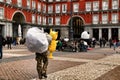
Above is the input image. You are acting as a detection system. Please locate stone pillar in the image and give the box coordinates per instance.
[99,28,102,39]
[108,28,111,39]
[118,28,120,40]
[5,23,12,37]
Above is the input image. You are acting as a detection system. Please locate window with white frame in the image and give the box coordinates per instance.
[17,0,22,7]
[112,13,118,23]
[6,0,11,4]
[48,17,53,25]
[86,2,91,11]
[73,3,79,12]
[93,14,99,24]
[37,16,41,24]
[56,0,60,2]
[102,14,108,24]
[55,17,60,25]
[48,0,53,2]
[32,14,36,24]
[43,17,46,25]
[62,4,67,13]
[102,0,108,10]
[0,0,4,2]
[48,5,53,13]
[93,1,99,11]
[43,4,46,13]
[56,4,60,13]
[27,0,30,9]
[112,0,118,9]
[0,8,4,19]
[32,1,36,10]
[38,3,41,12]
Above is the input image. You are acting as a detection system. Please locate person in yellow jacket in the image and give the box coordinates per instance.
[48,29,58,58]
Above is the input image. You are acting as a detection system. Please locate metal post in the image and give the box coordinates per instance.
[69,0,73,41]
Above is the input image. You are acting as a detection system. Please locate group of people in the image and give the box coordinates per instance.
[56,38,97,52]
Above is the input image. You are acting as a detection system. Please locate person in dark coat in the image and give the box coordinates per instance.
[6,36,12,49]
[0,34,5,59]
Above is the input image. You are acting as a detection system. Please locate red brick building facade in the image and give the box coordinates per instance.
[0,0,120,41]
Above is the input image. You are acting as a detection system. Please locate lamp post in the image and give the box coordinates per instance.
[69,0,73,41]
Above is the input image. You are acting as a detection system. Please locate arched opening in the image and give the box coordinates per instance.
[69,17,84,39]
[12,12,25,38]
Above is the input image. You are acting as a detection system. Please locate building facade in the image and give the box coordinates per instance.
[0,0,120,41]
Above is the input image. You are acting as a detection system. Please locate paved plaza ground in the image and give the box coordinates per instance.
[0,45,120,80]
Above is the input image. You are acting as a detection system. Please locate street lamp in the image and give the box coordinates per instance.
[69,0,73,41]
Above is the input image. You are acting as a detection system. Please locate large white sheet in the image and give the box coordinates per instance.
[26,27,49,53]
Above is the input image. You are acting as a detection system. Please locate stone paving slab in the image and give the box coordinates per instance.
[1,46,120,80]
[41,54,120,80]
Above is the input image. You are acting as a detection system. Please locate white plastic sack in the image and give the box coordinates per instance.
[26,27,49,53]
[81,31,90,39]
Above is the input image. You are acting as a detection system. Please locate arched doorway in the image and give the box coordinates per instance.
[12,12,25,38]
[69,17,84,39]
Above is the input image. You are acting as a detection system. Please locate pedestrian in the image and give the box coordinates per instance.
[35,51,48,79]
[113,38,117,50]
[99,38,103,48]
[0,34,5,59]
[6,36,12,49]
[109,38,113,48]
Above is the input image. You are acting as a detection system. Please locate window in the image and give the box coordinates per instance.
[32,1,36,10]
[86,2,91,11]
[17,0,22,7]
[48,17,53,25]
[112,13,118,23]
[0,0,4,2]
[32,14,36,24]
[55,17,60,25]
[48,5,53,13]
[102,14,108,24]
[73,3,79,12]
[0,8,4,19]
[62,4,67,13]
[93,14,99,24]
[112,0,118,9]
[6,0,11,4]
[48,0,53,2]
[56,0,60,2]
[43,4,46,13]
[38,3,41,12]
[37,16,41,24]
[93,1,99,11]
[43,17,46,25]
[102,0,108,10]
[27,0,30,9]
[56,4,60,13]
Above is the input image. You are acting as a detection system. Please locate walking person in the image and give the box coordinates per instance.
[0,34,5,59]
[109,38,113,48]
[6,36,12,49]
[35,51,48,79]
[113,38,117,51]
[99,38,103,48]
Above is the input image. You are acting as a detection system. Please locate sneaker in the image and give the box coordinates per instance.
[42,73,47,78]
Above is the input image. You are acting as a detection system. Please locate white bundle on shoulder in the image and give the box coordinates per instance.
[26,27,49,53]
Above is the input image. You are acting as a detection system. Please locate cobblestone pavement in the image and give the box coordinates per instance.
[0,45,120,80]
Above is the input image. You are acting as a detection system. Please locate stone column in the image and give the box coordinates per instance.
[108,28,111,39]
[118,28,120,40]
[99,28,102,39]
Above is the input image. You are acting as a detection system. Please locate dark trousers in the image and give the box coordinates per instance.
[7,44,12,49]
[35,51,48,79]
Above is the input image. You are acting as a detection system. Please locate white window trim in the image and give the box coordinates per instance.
[93,14,99,24]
